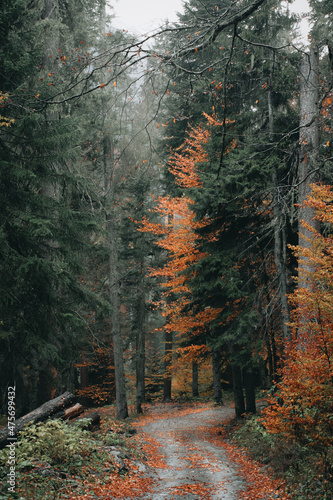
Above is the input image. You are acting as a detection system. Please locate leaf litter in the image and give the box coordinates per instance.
[63,402,289,499]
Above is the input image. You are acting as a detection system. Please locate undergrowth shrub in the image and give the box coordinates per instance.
[0,417,120,499]
[0,419,94,470]
[232,414,333,499]
[103,431,126,447]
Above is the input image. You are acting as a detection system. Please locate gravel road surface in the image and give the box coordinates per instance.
[137,404,246,499]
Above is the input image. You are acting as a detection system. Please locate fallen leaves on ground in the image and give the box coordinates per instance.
[207,423,290,500]
[131,402,291,500]
[73,473,154,499]
[168,482,212,498]
[61,401,291,499]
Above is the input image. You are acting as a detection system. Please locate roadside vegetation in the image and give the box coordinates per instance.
[0,411,146,499]
[230,404,333,500]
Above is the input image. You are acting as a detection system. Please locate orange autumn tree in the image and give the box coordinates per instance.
[139,124,222,397]
[263,183,333,450]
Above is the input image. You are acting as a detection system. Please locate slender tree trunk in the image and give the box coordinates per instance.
[136,269,146,413]
[37,363,55,405]
[105,136,128,419]
[42,0,59,69]
[192,361,199,397]
[270,327,278,377]
[272,189,290,340]
[98,1,129,418]
[79,352,90,407]
[268,82,290,340]
[163,329,172,401]
[109,222,128,419]
[212,350,223,404]
[261,259,279,382]
[298,44,320,291]
[243,368,256,414]
[232,364,245,418]
[265,331,274,384]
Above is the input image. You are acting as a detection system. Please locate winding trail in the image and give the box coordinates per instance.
[133,403,246,499]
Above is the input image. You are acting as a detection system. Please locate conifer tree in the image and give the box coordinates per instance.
[0,0,107,413]
[154,0,300,413]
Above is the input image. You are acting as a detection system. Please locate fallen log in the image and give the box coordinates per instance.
[51,402,84,421]
[0,391,76,449]
[63,403,84,420]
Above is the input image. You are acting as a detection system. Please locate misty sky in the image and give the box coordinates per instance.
[112,0,310,41]
[112,0,185,33]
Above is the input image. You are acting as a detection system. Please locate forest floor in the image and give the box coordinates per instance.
[1,401,291,499]
[77,401,290,500]
[129,401,289,500]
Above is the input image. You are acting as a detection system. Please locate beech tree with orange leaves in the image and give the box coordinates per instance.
[263,184,333,471]
[140,114,276,414]
[139,124,223,400]
[158,0,304,414]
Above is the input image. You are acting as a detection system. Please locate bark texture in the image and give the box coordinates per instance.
[192,361,199,398]
[212,351,223,404]
[298,44,320,290]
[232,364,245,418]
[136,273,146,414]
[104,134,128,420]
[163,330,173,401]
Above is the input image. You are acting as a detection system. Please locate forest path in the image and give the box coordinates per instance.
[132,403,246,499]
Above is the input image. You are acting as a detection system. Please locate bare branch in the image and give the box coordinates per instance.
[154,0,268,61]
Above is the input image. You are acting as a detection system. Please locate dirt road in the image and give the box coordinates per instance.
[135,403,246,499]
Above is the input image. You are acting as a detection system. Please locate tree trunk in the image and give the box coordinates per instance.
[79,352,90,407]
[62,403,84,420]
[212,350,223,404]
[136,270,146,414]
[298,44,320,290]
[268,80,290,340]
[163,330,173,401]
[109,220,128,419]
[41,0,59,71]
[272,186,290,340]
[244,368,256,414]
[105,135,128,420]
[37,363,56,406]
[261,260,279,382]
[53,403,84,420]
[232,364,245,418]
[78,411,101,430]
[192,361,199,397]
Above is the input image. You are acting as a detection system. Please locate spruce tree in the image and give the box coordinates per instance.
[152,0,301,412]
[0,0,106,413]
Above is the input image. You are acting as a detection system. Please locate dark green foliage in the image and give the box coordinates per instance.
[0,0,107,414]
[0,109,104,413]
[151,0,303,412]
[0,0,44,92]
